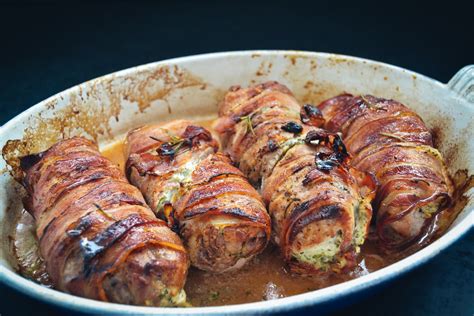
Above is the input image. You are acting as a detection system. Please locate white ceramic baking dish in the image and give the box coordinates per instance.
[0,51,472,315]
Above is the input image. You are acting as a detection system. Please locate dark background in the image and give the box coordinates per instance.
[0,1,473,315]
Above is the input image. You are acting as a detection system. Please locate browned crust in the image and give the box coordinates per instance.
[20,137,188,305]
[215,82,376,274]
[318,94,454,250]
[125,120,271,272]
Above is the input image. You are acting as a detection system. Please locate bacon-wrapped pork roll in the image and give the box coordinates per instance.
[125,120,271,272]
[214,82,375,274]
[20,137,188,306]
[318,94,453,250]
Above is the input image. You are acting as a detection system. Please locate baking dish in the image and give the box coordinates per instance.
[0,51,472,315]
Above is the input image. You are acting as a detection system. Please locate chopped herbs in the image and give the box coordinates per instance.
[151,132,187,158]
[360,95,386,110]
[240,115,255,135]
[93,203,114,220]
[149,135,163,142]
[157,288,189,307]
[209,291,220,301]
[281,121,303,134]
[151,126,212,159]
[379,132,405,141]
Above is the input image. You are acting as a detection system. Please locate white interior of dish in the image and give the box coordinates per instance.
[0,51,472,315]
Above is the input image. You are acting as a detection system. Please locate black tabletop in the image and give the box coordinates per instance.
[0,1,473,315]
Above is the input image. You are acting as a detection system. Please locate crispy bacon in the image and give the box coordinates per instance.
[318,94,454,250]
[215,82,375,274]
[125,120,271,272]
[20,137,189,306]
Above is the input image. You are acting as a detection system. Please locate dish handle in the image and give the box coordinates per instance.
[447,65,474,103]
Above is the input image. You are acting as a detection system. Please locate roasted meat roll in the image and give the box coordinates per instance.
[318,94,454,250]
[214,82,376,274]
[20,137,189,306]
[125,120,271,272]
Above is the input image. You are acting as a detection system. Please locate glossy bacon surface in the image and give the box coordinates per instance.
[215,82,375,274]
[318,94,453,250]
[20,137,189,306]
[125,120,271,272]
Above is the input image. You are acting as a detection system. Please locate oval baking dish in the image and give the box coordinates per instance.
[0,51,472,315]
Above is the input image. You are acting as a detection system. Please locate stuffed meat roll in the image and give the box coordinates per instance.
[214,82,376,274]
[125,120,271,272]
[318,94,453,250]
[20,137,189,306]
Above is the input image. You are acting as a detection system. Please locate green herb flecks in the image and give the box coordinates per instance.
[240,115,255,135]
[93,203,114,220]
[209,291,220,301]
[361,95,386,110]
[379,132,405,142]
[151,129,189,157]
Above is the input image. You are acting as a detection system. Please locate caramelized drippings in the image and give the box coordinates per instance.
[10,210,53,287]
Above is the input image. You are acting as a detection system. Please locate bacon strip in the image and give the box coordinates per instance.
[20,137,189,306]
[318,94,453,250]
[125,120,271,272]
[214,82,375,274]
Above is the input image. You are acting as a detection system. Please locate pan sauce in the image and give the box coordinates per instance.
[11,118,471,307]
